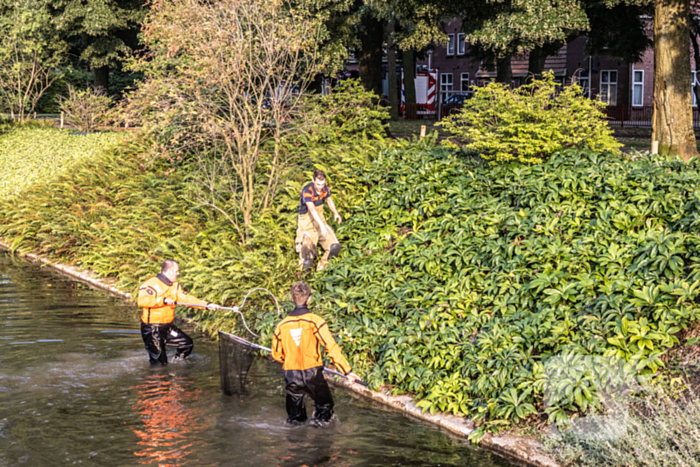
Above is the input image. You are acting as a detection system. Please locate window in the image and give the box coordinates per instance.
[457,34,466,55]
[600,70,618,105]
[632,70,644,106]
[693,71,699,107]
[441,73,453,93]
[446,34,455,56]
[461,73,470,91]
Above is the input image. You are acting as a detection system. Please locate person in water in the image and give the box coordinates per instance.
[137,259,219,365]
[295,169,343,273]
[271,281,360,424]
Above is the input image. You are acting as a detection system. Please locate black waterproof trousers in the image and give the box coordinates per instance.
[140,321,193,365]
[284,366,334,423]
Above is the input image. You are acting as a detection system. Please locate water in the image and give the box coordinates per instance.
[0,253,516,466]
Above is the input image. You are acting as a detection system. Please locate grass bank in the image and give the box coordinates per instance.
[0,125,384,332]
[0,126,126,197]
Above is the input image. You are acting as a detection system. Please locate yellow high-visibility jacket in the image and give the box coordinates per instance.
[271,305,352,375]
[137,274,208,324]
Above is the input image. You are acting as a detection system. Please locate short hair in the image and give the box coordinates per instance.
[161,259,178,274]
[313,169,326,181]
[290,281,312,305]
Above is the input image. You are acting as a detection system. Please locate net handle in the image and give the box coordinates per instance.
[218,331,369,387]
[177,301,260,338]
[177,287,282,339]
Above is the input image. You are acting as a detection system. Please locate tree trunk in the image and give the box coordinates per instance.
[387,21,399,120]
[94,65,109,93]
[402,49,417,106]
[358,13,384,98]
[652,0,698,161]
[528,46,549,83]
[496,56,512,85]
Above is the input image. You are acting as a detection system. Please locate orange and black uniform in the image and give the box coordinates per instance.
[137,273,209,365]
[298,183,332,215]
[296,182,341,271]
[272,304,352,423]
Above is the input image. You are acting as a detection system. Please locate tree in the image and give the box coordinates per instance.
[652,0,697,160]
[402,49,417,106]
[458,0,588,83]
[524,2,651,82]
[527,42,564,81]
[461,0,589,56]
[584,2,652,63]
[387,20,399,119]
[0,0,65,120]
[50,0,146,91]
[357,11,384,96]
[128,0,327,241]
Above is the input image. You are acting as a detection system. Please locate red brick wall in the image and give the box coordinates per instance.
[566,36,632,106]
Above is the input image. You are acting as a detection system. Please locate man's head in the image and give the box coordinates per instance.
[290,281,312,306]
[161,259,180,282]
[312,169,326,192]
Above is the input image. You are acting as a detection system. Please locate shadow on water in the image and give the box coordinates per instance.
[0,253,517,466]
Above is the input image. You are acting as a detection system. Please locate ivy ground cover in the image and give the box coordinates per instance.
[314,142,700,438]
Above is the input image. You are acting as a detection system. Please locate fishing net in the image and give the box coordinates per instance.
[218,331,258,396]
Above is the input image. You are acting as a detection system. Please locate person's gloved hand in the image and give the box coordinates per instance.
[164,298,175,305]
[347,372,361,384]
[206,303,220,311]
[334,212,342,224]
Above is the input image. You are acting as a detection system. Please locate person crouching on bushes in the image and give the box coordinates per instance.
[272,281,360,424]
[295,169,343,273]
[137,259,219,365]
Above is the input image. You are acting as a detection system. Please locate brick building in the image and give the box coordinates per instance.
[404,19,698,111]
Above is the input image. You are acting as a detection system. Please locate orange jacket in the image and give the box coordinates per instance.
[271,305,352,374]
[137,274,208,324]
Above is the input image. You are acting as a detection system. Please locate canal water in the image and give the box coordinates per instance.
[0,253,516,466]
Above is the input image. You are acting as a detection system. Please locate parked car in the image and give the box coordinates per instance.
[442,93,472,105]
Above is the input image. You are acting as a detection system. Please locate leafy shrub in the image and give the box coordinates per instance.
[299,79,389,145]
[0,127,125,197]
[35,67,94,113]
[438,72,621,164]
[312,144,700,438]
[59,85,112,132]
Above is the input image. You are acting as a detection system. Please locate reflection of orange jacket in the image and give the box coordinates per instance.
[137,274,208,324]
[271,305,352,374]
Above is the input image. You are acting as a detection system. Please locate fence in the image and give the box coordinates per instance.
[401,102,468,121]
[604,106,700,128]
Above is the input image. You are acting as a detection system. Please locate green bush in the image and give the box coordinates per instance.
[299,79,389,145]
[312,143,700,438]
[0,127,125,197]
[438,73,621,164]
[59,86,112,132]
[35,67,94,114]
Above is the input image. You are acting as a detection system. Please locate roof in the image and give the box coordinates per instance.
[476,46,568,78]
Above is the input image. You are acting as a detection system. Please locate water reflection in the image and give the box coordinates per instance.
[132,374,209,465]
